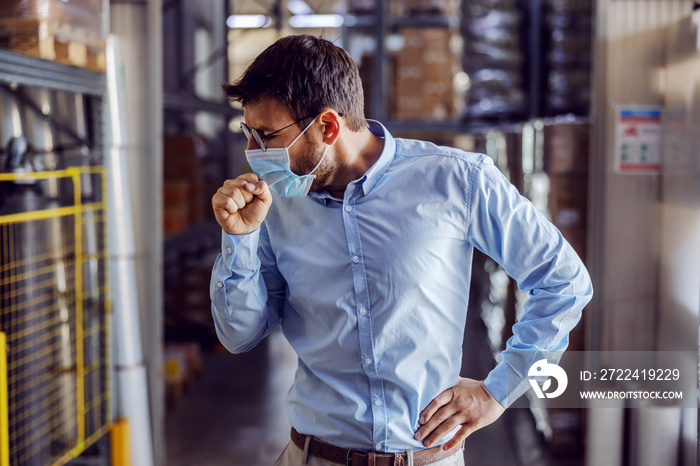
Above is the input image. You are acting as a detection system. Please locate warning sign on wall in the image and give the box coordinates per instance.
[614,106,662,174]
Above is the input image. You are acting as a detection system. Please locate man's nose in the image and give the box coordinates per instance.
[246,134,259,151]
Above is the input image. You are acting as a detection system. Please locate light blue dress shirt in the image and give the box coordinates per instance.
[210,121,593,453]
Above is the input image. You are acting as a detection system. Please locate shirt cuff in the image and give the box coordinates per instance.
[483,349,569,408]
[482,359,530,409]
[221,229,260,271]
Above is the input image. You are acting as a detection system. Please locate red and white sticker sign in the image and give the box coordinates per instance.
[614,106,662,174]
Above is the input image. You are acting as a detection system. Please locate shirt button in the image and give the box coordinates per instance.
[365,358,372,365]
[374,399,382,406]
[376,444,382,451]
[352,256,360,263]
[226,247,232,253]
[359,308,367,315]
[345,205,352,212]
[217,282,223,288]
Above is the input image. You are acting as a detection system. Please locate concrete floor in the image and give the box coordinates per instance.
[165,312,584,466]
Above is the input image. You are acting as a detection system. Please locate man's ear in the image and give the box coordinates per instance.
[318,109,342,145]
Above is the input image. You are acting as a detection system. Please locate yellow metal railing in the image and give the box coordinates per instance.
[0,167,111,465]
[0,331,8,466]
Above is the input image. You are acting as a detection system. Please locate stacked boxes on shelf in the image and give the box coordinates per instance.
[347,0,458,122]
[461,0,525,121]
[543,0,593,115]
[544,120,589,261]
[163,134,208,236]
[392,27,456,121]
[0,0,106,71]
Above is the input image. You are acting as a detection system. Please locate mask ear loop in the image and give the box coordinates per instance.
[290,113,332,176]
[288,114,320,149]
[308,144,330,176]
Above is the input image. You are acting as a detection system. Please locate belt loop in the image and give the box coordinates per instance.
[461,439,466,451]
[368,452,376,466]
[406,450,414,466]
[302,435,311,465]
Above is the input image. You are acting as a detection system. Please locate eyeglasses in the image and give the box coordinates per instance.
[240,112,344,151]
[240,114,317,152]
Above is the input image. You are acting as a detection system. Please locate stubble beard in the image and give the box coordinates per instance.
[299,138,332,194]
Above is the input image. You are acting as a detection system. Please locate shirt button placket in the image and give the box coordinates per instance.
[342,197,386,450]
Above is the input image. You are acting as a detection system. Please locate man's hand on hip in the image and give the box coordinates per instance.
[212,173,272,235]
[414,377,505,451]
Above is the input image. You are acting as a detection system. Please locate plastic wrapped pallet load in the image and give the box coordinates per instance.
[0,0,106,71]
[460,0,526,120]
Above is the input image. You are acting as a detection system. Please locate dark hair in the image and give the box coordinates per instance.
[222,34,367,131]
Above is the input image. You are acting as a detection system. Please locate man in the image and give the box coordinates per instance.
[210,34,592,466]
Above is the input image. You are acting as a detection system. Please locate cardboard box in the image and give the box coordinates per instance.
[163,134,205,180]
[392,28,456,121]
[544,122,590,175]
[0,0,103,34]
[0,0,105,69]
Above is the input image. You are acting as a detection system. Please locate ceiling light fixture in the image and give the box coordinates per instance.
[226,15,270,29]
[289,14,344,28]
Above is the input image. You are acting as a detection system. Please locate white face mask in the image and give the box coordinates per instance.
[245,116,329,197]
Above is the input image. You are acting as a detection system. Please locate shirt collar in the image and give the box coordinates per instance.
[360,120,395,196]
[308,119,396,202]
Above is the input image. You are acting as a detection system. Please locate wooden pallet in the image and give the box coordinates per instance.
[0,18,106,72]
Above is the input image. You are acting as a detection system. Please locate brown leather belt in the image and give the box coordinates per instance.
[291,427,462,466]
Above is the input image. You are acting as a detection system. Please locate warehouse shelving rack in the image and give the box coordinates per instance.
[342,0,545,130]
[0,48,112,466]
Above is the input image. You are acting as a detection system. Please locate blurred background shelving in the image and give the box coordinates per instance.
[0,1,699,465]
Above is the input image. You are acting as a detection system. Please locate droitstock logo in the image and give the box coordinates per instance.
[528,359,568,399]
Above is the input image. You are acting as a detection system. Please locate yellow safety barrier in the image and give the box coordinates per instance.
[0,332,8,466]
[110,418,130,466]
[0,167,111,465]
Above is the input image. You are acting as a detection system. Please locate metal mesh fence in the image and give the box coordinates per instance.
[0,167,110,466]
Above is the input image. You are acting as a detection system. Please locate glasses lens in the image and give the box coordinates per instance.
[240,123,266,151]
[253,130,266,151]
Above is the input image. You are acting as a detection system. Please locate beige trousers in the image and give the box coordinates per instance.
[273,440,465,466]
